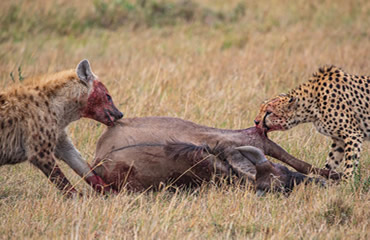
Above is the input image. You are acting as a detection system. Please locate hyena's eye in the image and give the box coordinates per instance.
[106,94,112,102]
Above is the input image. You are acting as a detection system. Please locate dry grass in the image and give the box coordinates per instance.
[0,0,369,239]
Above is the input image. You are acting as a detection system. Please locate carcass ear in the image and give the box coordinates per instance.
[222,148,256,180]
[76,59,96,85]
[235,146,268,165]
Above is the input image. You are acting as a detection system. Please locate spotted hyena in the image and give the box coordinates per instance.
[0,59,123,196]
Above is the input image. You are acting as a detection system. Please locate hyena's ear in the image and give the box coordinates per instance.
[76,59,96,86]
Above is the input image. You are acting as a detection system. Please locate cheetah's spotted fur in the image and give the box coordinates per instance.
[254,66,369,179]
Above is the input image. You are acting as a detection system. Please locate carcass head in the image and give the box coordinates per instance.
[236,146,324,196]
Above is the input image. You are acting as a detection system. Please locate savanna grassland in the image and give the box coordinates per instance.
[0,0,369,239]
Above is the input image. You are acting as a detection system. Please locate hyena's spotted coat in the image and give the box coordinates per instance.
[0,60,123,196]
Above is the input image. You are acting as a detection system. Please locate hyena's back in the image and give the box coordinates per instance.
[0,71,71,166]
[0,91,30,166]
[0,126,26,165]
[0,60,123,197]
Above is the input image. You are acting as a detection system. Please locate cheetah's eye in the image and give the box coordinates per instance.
[264,111,272,119]
[288,97,296,103]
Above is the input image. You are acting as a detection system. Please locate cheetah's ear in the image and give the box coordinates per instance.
[76,59,96,86]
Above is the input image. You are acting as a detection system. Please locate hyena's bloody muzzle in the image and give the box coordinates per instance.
[82,81,123,126]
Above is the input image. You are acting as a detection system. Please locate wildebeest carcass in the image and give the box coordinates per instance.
[92,117,340,195]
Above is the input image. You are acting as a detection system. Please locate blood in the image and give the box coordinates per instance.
[85,174,118,194]
[81,81,116,126]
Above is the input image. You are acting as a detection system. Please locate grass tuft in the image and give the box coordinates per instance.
[322,198,353,226]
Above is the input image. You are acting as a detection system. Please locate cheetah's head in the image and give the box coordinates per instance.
[254,94,298,133]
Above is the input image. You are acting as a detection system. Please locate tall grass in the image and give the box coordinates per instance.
[0,0,369,239]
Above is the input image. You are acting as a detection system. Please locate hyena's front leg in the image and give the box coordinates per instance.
[55,133,116,194]
[30,154,78,197]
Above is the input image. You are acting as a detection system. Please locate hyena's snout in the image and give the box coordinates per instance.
[102,99,124,126]
[82,80,124,126]
[106,104,124,121]
[114,109,124,120]
[104,90,123,124]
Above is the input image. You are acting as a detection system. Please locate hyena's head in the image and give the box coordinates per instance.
[76,59,123,126]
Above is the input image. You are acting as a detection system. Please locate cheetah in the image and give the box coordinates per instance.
[0,59,123,196]
[254,66,369,180]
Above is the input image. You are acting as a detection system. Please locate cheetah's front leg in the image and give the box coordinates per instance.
[343,133,363,180]
[324,138,345,172]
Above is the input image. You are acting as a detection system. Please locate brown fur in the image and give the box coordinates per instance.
[0,60,123,196]
[92,117,331,194]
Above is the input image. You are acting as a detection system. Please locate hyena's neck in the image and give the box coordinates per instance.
[45,80,89,129]
[52,97,82,128]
